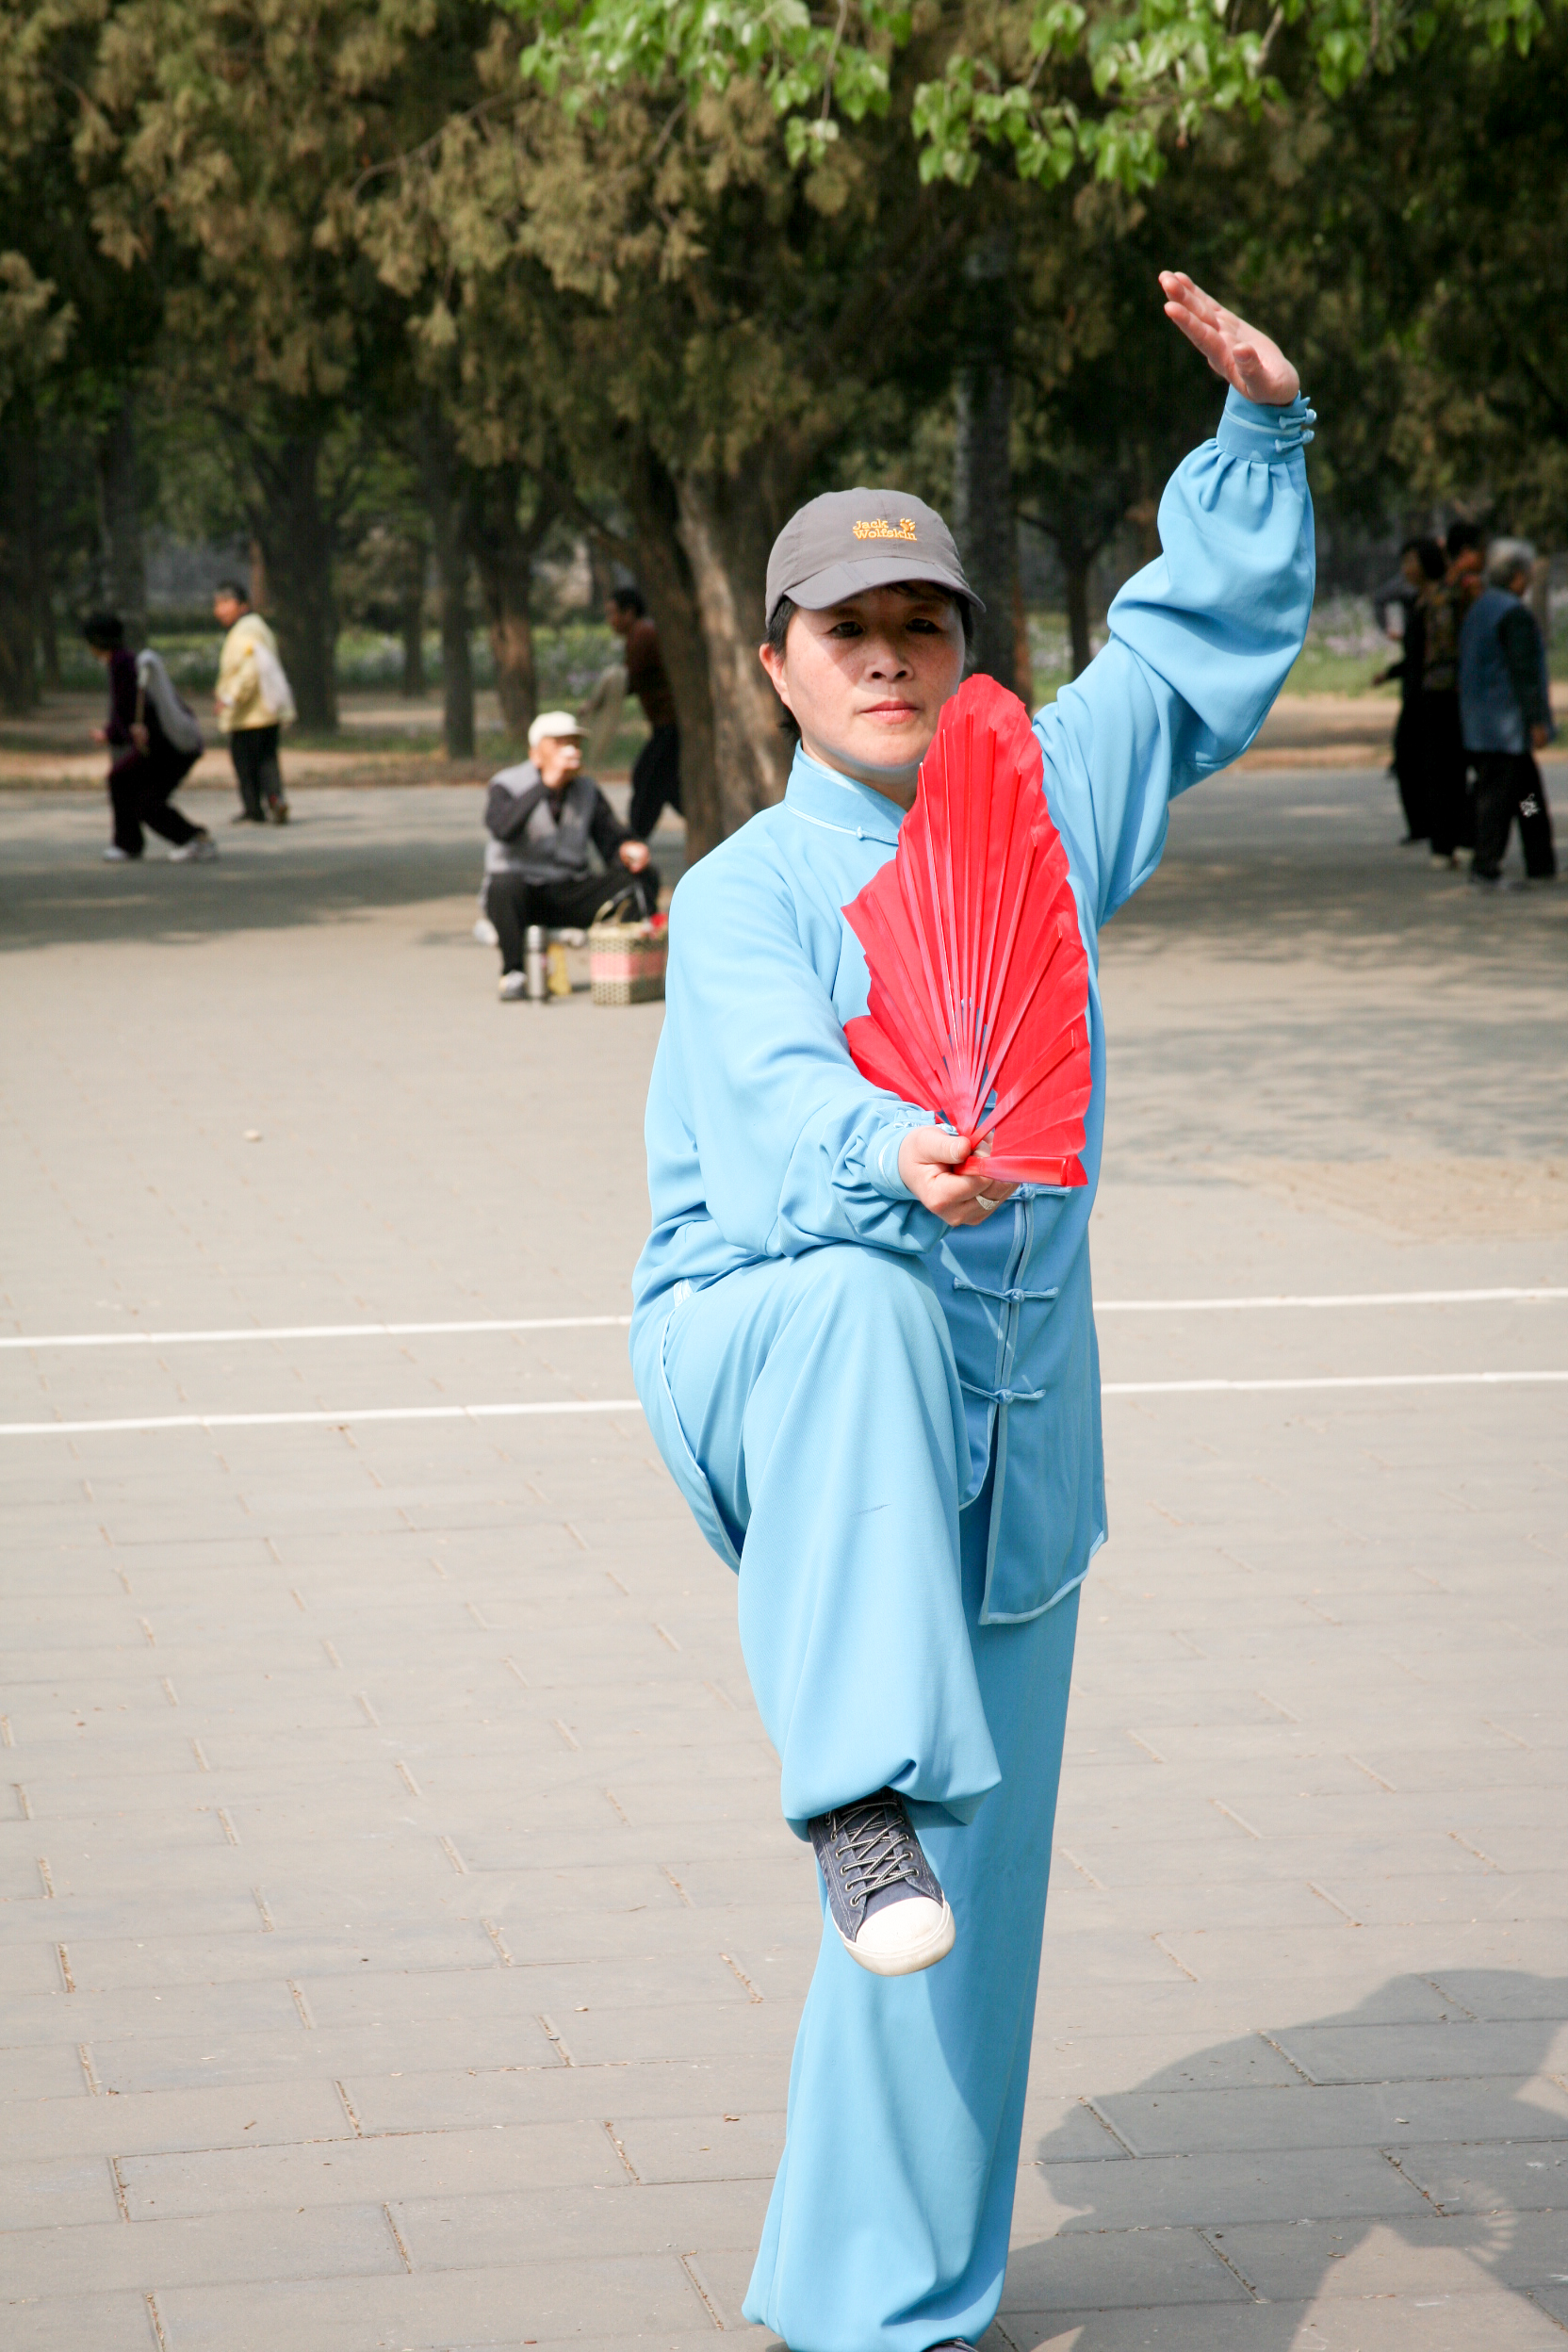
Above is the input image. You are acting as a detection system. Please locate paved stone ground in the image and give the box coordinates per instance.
[2,767,1565,2352]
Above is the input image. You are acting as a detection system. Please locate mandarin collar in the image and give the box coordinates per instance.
[785,745,906,846]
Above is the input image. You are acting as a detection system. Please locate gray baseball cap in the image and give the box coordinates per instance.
[765,487,983,626]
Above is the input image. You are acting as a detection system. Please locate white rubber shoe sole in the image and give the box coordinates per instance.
[838,1891,956,1977]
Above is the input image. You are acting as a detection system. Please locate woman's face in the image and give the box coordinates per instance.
[759,584,967,807]
[1401,550,1425,591]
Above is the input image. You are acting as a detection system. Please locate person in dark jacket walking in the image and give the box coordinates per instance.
[85,614,215,863]
[483,710,658,999]
[1460,538,1557,886]
[607,586,682,840]
[1373,537,1446,842]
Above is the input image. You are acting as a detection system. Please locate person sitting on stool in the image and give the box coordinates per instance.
[484,710,658,1001]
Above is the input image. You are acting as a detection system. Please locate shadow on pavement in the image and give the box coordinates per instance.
[0,788,690,952]
[998,1969,1568,2347]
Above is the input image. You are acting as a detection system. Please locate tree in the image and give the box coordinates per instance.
[85,0,490,728]
[499,0,1551,845]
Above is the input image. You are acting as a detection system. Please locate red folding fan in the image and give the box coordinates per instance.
[841,675,1091,1186]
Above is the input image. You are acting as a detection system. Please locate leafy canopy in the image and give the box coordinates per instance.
[514,0,1550,193]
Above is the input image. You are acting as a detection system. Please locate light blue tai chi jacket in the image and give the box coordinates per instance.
[632,389,1315,1623]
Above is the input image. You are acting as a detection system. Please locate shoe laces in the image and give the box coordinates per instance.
[827,1795,923,1908]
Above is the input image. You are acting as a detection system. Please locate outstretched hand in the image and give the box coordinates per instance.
[1159,272,1300,407]
[898,1126,1018,1228]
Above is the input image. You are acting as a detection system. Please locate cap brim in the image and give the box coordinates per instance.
[777,556,985,620]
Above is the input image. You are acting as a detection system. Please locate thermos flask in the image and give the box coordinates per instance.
[525,924,547,1003]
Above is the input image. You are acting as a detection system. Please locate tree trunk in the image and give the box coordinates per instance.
[0,407,39,712]
[952,231,1027,699]
[470,464,538,742]
[95,394,146,645]
[419,410,474,761]
[26,415,57,691]
[250,435,338,731]
[623,442,723,857]
[1063,543,1093,679]
[674,468,793,840]
[399,537,426,698]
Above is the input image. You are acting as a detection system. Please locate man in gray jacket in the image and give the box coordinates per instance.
[1460,538,1558,886]
[483,710,657,999]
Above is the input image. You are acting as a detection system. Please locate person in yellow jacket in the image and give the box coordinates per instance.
[213,580,295,825]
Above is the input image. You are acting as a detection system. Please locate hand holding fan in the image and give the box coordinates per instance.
[841,675,1091,1186]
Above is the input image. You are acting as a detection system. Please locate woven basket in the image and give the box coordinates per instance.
[588,919,667,1005]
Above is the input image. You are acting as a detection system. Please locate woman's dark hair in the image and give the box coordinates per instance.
[1401,536,1446,581]
[1446,519,1482,561]
[214,579,250,604]
[611,584,647,618]
[82,612,124,650]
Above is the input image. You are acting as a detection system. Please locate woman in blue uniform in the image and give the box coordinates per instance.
[629,276,1315,2352]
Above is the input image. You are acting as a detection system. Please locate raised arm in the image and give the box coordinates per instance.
[1035,276,1315,928]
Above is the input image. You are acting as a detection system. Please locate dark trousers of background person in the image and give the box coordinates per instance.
[484,866,660,974]
[230,725,285,821]
[1420,691,1475,857]
[109,752,202,857]
[1390,699,1428,841]
[629,724,681,840]
[1472,750,1558,881]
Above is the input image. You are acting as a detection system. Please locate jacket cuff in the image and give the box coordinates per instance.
[861,1105,931,1202]
[1216,387,1316,459]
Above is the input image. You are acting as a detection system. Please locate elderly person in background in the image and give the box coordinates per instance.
[1460,537,1558,888]
[213,580,293,825]
[483,710,658,1001]
[1373,535,1446,844]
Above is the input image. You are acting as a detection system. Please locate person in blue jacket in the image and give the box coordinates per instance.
[629,274,1315,2352]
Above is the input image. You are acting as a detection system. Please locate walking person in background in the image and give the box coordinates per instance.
[483,711,657,1001]
[85,614,216,864]
[1461,537,1557,888]
[213,580,294,825]
[1372,536,1446,843]
[606,586,682,840]
[1420,521,1483,868]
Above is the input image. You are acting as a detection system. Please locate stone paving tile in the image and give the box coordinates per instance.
[148,2260,740,2349]
[994,2292,1567,2350]
[1011,2142,1431,2233]
[6,776,1566,2349]
[118,2116,624,2214]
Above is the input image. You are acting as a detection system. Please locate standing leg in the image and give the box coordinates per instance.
[137,758,202,849]
[1425,691,1466,860]
[1471,752,1513,880]
[1392,701,1426,841]
[252,724,287,820]
[107,762,145,857]
[629,723,680,838]
[230,730,265,821]
[1516,754,1558,879]
[747,1467,1079,2352]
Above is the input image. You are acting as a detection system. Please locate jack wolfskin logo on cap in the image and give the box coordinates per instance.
[853,518,919,542]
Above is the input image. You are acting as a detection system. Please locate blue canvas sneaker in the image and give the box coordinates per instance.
[808,1789,956,1976]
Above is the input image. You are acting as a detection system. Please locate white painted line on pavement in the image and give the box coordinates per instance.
[2,1288,1563,1352]
[1096,1287,1568,1314]
[1102,1370,1568,1396]
[0,1315,634,1351]
[3,1370,1567,1437]
[0,1399,646,1437]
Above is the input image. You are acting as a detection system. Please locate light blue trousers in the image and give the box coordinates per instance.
[638,1245,1080,2352]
